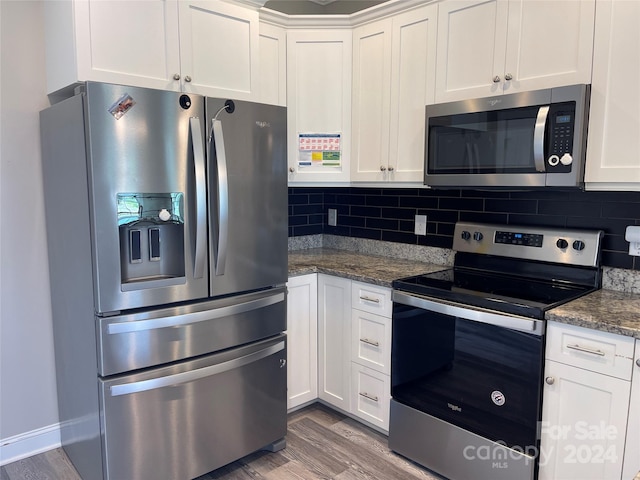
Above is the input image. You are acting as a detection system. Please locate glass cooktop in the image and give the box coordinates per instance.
[393,268,596,319]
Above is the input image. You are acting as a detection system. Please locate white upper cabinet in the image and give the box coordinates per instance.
[351,4,437,183]
[259,22,287,106]
[177,0,259,99]
[44,0,259,100]
[44,0,181,94]
[584,0,640,190]
[286,29,352,183]
[434,0,595,103]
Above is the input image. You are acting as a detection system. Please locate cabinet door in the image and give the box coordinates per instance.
[317,274,352,411]
[351,309,390,375]
[622,340,640,480]
[350,363,390,432]
[388,4,437,182]
[177,0,259,100]
[259,22,287,106]
[287,30,352,183]
[45,0,181,94]
[584,0,640,190]
[351,19,392,183]
[435,0,509,103]
[286,274,318,410]
[503,0,594,94]
[539,360,631,480]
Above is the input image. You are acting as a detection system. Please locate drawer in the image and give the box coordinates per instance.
[351,309,391,375]
[546,321,635,380]
[352,281,392,317]
[350,363,390,432]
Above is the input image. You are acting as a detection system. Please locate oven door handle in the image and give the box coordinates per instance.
[392,291,544,336]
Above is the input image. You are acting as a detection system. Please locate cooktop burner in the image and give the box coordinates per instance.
[393,222,604,319]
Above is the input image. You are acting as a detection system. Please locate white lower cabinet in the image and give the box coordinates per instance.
[292,274,392,432]
[350,363,391,431]
[317,274,352,412]
[286,274,318,410]
[622,339,640,480]
[540,322,635,480]
[349,281,392,432]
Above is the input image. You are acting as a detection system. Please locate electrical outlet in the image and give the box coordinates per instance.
[415,214,427,236]
[630,242,640,256]
[328,208,337,227]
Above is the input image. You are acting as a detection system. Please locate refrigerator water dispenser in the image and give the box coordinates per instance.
[117,193,185,285]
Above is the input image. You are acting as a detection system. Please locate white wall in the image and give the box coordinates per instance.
[0,0,60,463]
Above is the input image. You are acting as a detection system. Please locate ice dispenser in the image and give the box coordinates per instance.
[117,193,185,286]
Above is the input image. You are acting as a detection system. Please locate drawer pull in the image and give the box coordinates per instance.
[360,295,380,303]
[566,343,605,357]
[359,391,379,402]
[545,376,555,385]
[360,337,380,347]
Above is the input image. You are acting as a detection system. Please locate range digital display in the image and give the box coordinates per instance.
[495,231,543,247]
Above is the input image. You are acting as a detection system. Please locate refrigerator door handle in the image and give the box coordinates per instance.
[107,291,285,334]
[109,340,285,396]
[211,119,229,276]
[190,117,207,279]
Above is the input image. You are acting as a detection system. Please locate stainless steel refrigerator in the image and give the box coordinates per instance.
[40,82,288,480]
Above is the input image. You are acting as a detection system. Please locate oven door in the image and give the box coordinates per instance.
[390,291,544,480]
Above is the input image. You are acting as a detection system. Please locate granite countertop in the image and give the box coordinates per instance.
[289,247,640,339]
[288,248,447,287]
[546,289,640,339]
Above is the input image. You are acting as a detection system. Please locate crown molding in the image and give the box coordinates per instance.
[231,0,269,9]
[259,0,435,27]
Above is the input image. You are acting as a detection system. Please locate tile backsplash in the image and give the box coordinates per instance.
[288,187,640,270]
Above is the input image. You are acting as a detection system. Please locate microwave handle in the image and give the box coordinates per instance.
[533,106,550,172]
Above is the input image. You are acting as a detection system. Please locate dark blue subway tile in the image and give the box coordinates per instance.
[366,218,399,231]
[351,205,382,218]
[382,231,417,244]
[350,227,382,240]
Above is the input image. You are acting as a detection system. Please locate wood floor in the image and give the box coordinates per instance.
[1,403,442,480]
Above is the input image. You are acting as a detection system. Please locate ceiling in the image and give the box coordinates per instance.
[263,0,390,15]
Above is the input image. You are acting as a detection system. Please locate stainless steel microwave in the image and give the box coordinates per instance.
[424,84,590,189]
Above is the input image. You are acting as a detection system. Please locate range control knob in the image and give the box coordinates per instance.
[573,240,586,251]
[473,232,484,241]
[461,231,471,241]
[556,238,569,249]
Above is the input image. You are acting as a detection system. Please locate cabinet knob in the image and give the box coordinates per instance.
[380,166,387,172]
[184,75,192,83]
[493,75,501,83]
[289,167,295,173]
[545,376,555,385]
[505,73,513,81]
[388,165,394,172]
[636,358,640,367]
[173,73,180,81]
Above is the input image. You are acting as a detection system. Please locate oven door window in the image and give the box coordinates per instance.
[391,303,543,449]
[427,106,541,174]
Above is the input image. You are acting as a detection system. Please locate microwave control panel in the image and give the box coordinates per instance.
[547,102,576,171]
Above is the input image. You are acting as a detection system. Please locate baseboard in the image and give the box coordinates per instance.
[0,423,61,466]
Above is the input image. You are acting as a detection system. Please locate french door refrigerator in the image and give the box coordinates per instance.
[40,82,288,480]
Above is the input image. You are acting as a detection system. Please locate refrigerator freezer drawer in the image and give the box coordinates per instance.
[97,287,286,376]
[99,335,287,480]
